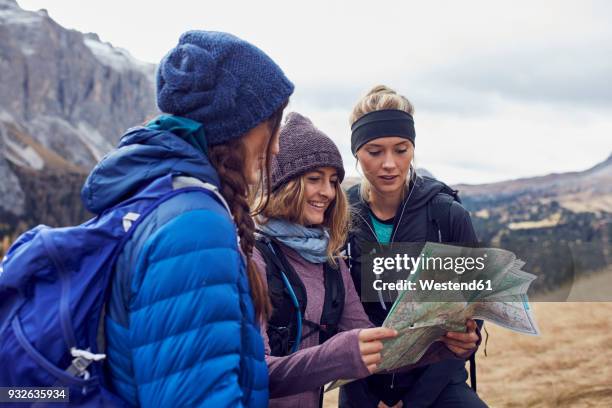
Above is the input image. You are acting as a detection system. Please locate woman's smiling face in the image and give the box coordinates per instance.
[301,167,339,226]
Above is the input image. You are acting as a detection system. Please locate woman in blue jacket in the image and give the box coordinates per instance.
[81,31,293,407]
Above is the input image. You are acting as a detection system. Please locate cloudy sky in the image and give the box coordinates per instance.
[19,0,612,184]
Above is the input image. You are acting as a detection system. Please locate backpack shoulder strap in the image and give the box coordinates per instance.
[426,189,459,243]
[255,234,307,356]
[107,183,226,327]
[256,236,307,316]
[318,261,345,344]
[470,353,477,392]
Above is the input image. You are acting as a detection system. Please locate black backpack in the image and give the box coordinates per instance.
[255,234,345,357]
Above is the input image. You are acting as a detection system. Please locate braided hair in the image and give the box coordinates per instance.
[208,105,285,322]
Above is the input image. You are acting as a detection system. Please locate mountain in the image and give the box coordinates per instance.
[455,153,612,214]
[0,0,158,253]
[454,154,612,293]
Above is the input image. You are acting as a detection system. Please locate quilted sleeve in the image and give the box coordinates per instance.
[128,209,246,407]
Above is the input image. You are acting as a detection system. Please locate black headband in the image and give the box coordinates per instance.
[350,109,415,155]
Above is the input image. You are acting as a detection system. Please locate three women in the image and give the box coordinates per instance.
[93,29,484,407]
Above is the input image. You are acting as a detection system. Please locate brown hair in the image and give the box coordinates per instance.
[208,104,286,322]
[350,85,417,202]
[259,173,350,267]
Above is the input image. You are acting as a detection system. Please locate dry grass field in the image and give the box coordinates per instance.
[473,302,612,407]
[324,269,612,407]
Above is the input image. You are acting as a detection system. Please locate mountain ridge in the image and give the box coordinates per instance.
[0,0,158,251]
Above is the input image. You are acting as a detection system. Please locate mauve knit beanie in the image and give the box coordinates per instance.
[156,30,294,145]
[271,112,345,191]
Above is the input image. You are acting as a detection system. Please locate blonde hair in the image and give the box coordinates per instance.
[259,174,350,267]
[350,85,417,202]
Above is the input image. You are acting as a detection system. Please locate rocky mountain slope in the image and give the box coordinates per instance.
[456,153,612,214]
[0,0,157,252]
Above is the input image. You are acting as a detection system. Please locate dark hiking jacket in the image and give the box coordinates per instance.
[344,175,479,406]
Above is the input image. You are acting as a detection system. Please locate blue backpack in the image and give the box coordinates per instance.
[0,174,218,406]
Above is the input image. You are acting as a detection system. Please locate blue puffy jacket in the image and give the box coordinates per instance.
[81,125,268,407]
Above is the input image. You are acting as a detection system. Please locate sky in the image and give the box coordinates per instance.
[18,0,612,184]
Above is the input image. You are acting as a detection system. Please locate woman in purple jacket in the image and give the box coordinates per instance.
[253,112,479,407]
[253,112,390,407]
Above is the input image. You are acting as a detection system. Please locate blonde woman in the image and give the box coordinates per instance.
[340,85,486,407]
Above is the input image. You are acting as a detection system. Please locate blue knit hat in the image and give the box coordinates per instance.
[156,30,294,145]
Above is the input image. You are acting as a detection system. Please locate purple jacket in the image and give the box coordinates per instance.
[254,244,455,408]
[253,244,370,407]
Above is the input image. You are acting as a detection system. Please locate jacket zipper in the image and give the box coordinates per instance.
[359,180,416,392]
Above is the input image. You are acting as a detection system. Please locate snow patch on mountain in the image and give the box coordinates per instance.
[76,121,114,162]
[4,136,43,170]
[0,1,42,27]
[84,35,152,75]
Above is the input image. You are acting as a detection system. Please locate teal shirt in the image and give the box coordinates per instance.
[369,212,394,244]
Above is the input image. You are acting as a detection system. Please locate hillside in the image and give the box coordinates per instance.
[0,0,158,252]
[324,300,612,407]
[456,154,611,293]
